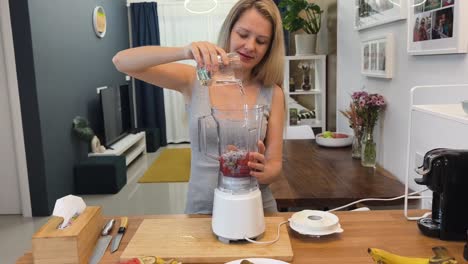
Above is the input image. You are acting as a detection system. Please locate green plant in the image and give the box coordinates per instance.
[278,0,323,34]
[72,116,95,142]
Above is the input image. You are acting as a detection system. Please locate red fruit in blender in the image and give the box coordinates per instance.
[237,152,250,166]
[219,149,251,177]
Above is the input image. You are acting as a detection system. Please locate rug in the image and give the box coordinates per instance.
[138,148,191,183]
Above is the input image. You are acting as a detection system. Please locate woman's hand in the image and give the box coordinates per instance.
[248,141,281,185]
[184,42,229,72]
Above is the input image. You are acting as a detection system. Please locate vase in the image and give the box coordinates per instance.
[361,127,377,168]
[351,127,362,159]
[299,63,312,91]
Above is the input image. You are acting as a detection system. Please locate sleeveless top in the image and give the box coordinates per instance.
[185,81,278,214]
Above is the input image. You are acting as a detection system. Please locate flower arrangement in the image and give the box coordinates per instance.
[357,92,386,135]
[340,91,386,163]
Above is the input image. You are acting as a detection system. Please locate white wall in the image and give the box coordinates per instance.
[337,1,468,184]
[0,18,21,214]
[0,0,31,216]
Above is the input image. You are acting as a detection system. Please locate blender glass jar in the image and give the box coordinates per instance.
[199,104,265,194]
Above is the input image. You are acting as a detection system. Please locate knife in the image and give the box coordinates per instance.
[89,219,115,264]
[111,217,128,253]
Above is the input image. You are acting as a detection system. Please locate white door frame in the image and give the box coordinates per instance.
[0,0,32,217]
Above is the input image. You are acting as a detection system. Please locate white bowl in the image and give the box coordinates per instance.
[316,132,353,147]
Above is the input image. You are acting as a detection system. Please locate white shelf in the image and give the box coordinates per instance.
[404,85,468,218]
[285,55,327,61]
[283,55,327,133]
[289,89,321,95]
[412,104,468,125]
[89,132,146,166]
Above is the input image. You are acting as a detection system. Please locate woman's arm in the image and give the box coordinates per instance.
[112,42,229,97]
[113,46,195,95]
[249,85,285,184]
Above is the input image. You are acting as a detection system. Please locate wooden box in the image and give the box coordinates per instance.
[32,206,103,264]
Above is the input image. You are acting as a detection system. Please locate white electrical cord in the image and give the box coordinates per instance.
[244,220,289,244]
[244,188,431,245]
[327,188,430,215]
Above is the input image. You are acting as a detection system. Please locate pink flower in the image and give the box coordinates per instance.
[359,99,366,107]
[352,91,368,101]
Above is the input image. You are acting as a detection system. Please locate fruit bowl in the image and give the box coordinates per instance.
[315,132,353,147]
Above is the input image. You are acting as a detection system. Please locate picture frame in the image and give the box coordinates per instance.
[408,0,467,55]
[361,34,394,79]
[355,0,407,31]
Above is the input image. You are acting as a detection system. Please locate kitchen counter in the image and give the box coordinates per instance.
[16,210,467,264]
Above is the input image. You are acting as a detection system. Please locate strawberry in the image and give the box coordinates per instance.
[237,153,250,166]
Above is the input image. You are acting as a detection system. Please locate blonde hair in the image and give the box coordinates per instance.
[218,0,285,88]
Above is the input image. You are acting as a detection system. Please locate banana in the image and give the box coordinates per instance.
[368,247,458,264]
[368,248,430,264]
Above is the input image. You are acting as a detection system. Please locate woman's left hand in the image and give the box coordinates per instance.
[248,141,275,184]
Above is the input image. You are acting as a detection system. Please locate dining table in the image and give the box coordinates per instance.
[271,139,411,211]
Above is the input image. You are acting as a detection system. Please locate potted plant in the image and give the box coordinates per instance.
[279,0,323,55]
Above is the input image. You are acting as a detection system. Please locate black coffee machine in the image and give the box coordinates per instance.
[415,148,468,241]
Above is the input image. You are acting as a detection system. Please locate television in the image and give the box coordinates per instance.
[99,85,132,147]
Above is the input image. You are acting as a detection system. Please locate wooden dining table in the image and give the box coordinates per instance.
[16,210,467,264]
[271,140,410,210]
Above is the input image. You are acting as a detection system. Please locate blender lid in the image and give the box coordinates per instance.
[289,210,343,236]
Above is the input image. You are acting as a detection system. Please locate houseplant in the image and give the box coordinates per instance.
[72,116,106,153]
[279,0,323,55]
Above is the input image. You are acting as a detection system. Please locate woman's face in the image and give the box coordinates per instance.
[229,8,272,74]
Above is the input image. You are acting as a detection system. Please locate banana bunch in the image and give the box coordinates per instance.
[368,247,458,264]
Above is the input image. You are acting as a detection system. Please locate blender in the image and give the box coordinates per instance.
[199,104,266,243]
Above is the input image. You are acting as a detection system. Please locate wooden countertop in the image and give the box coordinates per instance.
[16,210,467,264]
[271,140,409,210]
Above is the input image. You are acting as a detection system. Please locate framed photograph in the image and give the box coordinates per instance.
[408,0,467,55]
[355,0,407,30]
[361,34,394,78]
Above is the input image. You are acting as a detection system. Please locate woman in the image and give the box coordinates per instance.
[113,0,285,214]
[418,18,428,41]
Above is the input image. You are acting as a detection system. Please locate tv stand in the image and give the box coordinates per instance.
[88,132,146,166]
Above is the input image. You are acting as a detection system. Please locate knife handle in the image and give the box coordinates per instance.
[118,217,128,233]
[102,219,115,236]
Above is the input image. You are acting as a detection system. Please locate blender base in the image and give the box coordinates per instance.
[212,188,265,242]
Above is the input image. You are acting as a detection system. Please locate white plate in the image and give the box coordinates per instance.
[225,258,290,264]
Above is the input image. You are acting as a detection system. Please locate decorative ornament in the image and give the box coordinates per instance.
[93,6,106,38]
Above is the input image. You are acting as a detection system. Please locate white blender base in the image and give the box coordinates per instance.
[212,188,265,242]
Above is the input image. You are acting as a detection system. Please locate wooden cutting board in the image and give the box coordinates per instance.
[121,217,293,263]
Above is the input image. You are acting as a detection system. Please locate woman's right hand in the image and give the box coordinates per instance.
[184,42,229,72]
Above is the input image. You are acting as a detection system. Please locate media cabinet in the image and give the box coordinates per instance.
[88,131,146,166]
